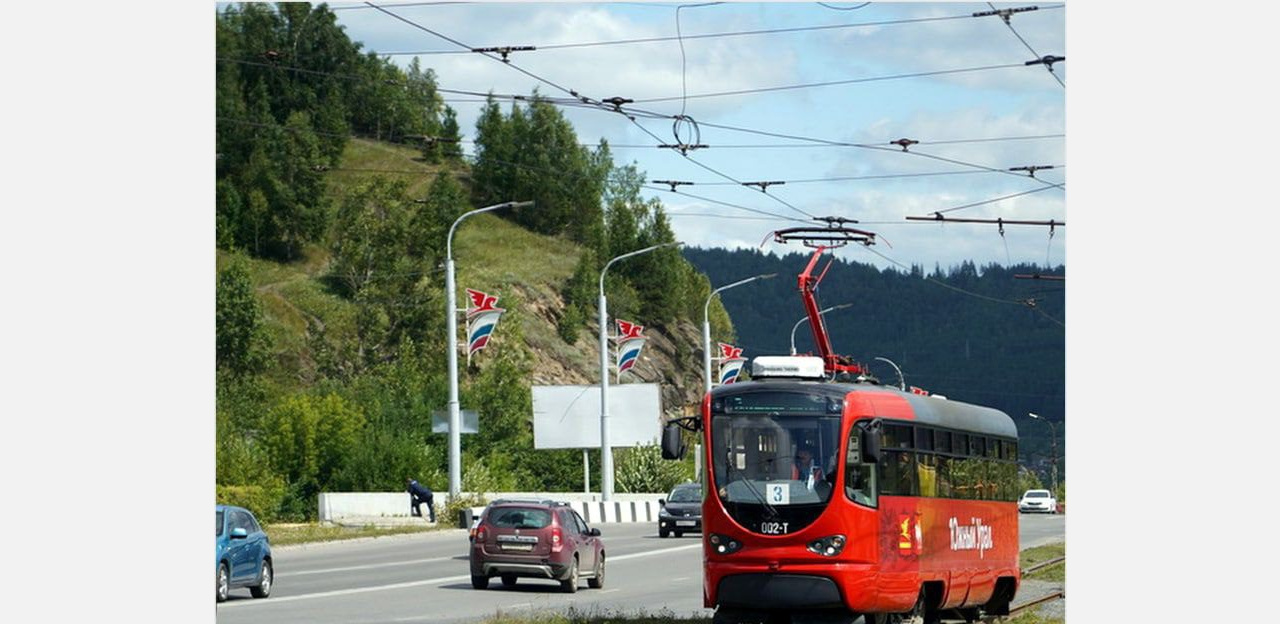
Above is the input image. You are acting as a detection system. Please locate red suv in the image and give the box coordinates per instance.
[469,499,606,593]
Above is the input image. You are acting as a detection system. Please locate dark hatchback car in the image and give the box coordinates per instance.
[469,500,605,593]
[215,504,273,602]
[658,482,702,538]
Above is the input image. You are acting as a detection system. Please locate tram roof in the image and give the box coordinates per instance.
[710,379,1017,439]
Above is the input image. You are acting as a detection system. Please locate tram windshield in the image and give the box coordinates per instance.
[710,411,843,507]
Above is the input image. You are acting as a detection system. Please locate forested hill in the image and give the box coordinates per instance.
[683,247,1065,466]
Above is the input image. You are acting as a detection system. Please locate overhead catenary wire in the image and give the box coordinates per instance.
[219,56,1062,188]
[979,2,1065,88]
[630,62,1030,104]
[220,116,1059,229]
[375,6,1063,56]
[362,2,586,103]
[229,5,1064,271]
[623,115,819,220]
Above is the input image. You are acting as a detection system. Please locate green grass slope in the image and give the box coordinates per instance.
[219,137,705,406]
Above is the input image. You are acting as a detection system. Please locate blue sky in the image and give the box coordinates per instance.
[325,1,1067,272]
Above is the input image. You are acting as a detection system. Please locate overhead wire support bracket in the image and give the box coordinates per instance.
[1010,165,1055,178]
[601,96,634,111]
[1026,54,1065,71]
[890,138,919,152]
[972,5,1039,24]
[813,215,860,227]
[653,179,693,192]
[1015,273,1065,282]
[470,45,536,62]
[906,214,1066,227]
[659,143,709,155]
[744,181,786,192]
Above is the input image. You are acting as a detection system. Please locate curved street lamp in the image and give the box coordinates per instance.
[598,241,683,501]
[790,303,853,355]
[1028,412,1059,495]
[445,200,533,498]
[703,273,777,394]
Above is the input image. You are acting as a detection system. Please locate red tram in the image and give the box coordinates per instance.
[662,227,1021,624]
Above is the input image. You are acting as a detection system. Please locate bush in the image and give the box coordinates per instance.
[217,483,286,524]
[615,442,691,493]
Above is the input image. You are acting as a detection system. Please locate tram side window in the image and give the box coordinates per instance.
[934,430,952,454]
[915,427,933,451]
[883,424,913,449]
[879,450,917,496]
[918,453,938,497]
[935,454,953,498]
[844,423,877,507]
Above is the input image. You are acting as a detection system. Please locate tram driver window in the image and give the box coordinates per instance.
[844,423,876,507]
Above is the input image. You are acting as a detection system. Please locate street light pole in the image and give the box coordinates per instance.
[599,242,683,501]
[1028,413,1058,494]
[445,200,533,498]
[790,303,853,355]
[703,273,777,394]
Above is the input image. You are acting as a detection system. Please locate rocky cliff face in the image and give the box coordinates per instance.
[510,283,707,419]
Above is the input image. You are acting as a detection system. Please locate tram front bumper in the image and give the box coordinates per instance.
[706,561,881,612]
[716,573,844,610]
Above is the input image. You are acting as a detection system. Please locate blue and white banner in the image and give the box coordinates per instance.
[615,319,645,376]
[466,288,504,362]
[718,343,746,384]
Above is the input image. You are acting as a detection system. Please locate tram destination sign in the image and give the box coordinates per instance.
[723,392,832,415]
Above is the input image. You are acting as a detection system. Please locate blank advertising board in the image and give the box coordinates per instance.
[532,384,662,449]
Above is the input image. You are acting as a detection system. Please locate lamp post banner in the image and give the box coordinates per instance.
[616,337,646,375]
[614,319,645,375]
[718,342,746,384]
[466,288,505,360]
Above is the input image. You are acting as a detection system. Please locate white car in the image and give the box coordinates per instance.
[1018,489,1058,514]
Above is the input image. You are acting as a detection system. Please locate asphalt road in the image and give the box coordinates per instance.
[217,514,1064,624]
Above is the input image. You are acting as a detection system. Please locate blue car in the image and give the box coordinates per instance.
[216,504,273,602]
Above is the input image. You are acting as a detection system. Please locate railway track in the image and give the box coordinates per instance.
[977,555,1066,622]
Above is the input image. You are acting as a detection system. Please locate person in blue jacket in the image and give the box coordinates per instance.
[407,478,436,522]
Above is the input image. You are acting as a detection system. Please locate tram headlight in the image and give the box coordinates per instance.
[709,533,744,555]
[806,534,846,557]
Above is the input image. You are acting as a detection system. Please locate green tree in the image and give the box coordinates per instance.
[260,392,365,517]
[216,254,271,377]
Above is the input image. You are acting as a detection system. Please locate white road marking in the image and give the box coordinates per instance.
[282,556,453,576]
[217,574,473,607]
[219,543,702,608]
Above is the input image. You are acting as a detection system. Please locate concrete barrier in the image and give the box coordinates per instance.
[319,491,669,525]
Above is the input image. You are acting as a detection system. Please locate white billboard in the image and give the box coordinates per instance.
[532,384,662,449]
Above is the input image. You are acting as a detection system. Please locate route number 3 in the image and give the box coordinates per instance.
[766,482,789,505]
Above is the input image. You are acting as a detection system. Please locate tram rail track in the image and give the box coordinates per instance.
[975,555,1065,622]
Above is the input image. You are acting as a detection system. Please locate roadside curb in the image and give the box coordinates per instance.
[272,528,470,552]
